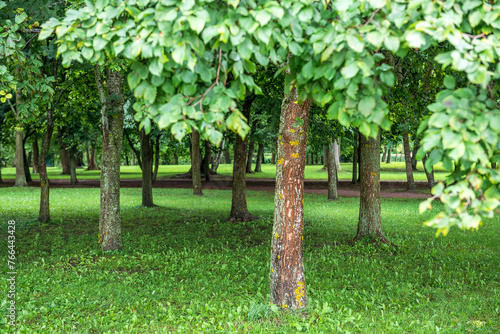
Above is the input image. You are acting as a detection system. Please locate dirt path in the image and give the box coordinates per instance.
[1,177,431,199]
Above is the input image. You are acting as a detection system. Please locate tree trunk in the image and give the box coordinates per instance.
[223,148,230,164]
[173,152,179,165]
[15,129,27,187]
[203,140,211,181]
[211,136,225,173]
[139,129,155,207]
[322,145,327,169]
[69,148,78,185]
[355,132,389,243]
[411,137,419,171]
[403,131,416,190]
[95,66,124,251]
[492,162,497,169]
[125,132,142,169]
[22,141,32,183]
[327,140,338,200]
[386,147,391,163]
[87,143,100,170]
[381,147,387,163]
[254,143,264,172]
[334,139,341,172]
[422,153,436,188]
[153,135,160,184]
[270,84,311,310]
[59,138,71,175]
[352,129,358,185]
[228,96,256,221]
[246,140,255,173]
[191,130,203,196]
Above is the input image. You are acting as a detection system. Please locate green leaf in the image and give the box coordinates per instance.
[188,15,206,34]
[384,35,400,52]
[380,71,394,86]
[82,47,94,60]
[289,42,303,56]
[358,96,376,117]
[39,28,54,41]
[443,75,456,89]
[93,36,107,52]
[298,7,313,22]
[341,63,359,79]
[172,44,187,64]
[367,31,384,48]
[406,31,426,48]
[301,61,314,80]
[346,34,364,53]
[359,122,371,137]
[253,9,272,26]
[237,38,253,60]
[15,12,27,24]
[469,10,483,28]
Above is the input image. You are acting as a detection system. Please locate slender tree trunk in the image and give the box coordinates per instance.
[355,131,389,243]
[211,136,225,173]
[14,129,27,187]
[492,163,497,169]
[191,130,203,196]
[270,84,311,310]
[69,148,78,185]
[403,131,416,190]
[386,147,392,163]
[352,129,358,185]
[95,66,124,251]
[322,145,327,169]
[223,148,230,164]
[125,132,142,169]
[153,135,160,184]
[87,143,100,170]
[22,142,32,183]
[271,138,277,164]
[422,153,436,188]
[246,140,255,173]
[381,147,387,163]
[334,139,341,172]
[254,143,264,172]
[173,152,179,165]
[228,97,256,221]
[327,140,338,200]
[203,140,211,181]
[59,137,71,175]
[86,145,91,167]
[411,137,419,171]
[139,129,155,207]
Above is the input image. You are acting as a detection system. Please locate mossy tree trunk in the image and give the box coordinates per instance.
[327,140,338,201]
[95,66,124,251]
[254,143,264,172]
[139,128,155,207]
[355,132,389,244]
[403,130,416,190]
[228,96,257,221]
[270,84,311,310]
[191,130,203,196]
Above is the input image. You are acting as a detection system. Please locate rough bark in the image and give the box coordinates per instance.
[95,66,124,251]
[173,152,179,165]
[203,140,211,181]
[59,137,71,175]
[322,145,327,169]
[403,131,416,190]
[228,96,257,222]
[211,136,225,173]
[270,85,311,310]
[139,129,155,207]
[254,143,264,172]
[69,148,78,185]
[191,130,203,196]
[22,140,32,183]
[87,143,100,170]
[14,129,27,187]
[381,147,387,163]
[386,147,391,163]
[246,140,255,173]
[411,137,419,171]
[153,135,160,184]
[352,129,358,185]
[327,140,338,200]
[125,132,142,169]
[223,148,230,164]
[355,132,389,243]
[422,153,436,188]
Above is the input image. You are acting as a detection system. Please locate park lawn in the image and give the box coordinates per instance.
[0,188,498,333]
[0,161,448,182]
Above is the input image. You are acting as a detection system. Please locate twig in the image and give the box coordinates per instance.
[362,8,381,27]
[463,32,486,39]
[22,34,38,50]
[48,1,67,8]
[192,49,223,112]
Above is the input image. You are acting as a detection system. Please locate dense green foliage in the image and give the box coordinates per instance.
[1,188,499,332]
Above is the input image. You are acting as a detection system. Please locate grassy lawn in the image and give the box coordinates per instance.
[0,161,448,181]
[0,188,498,333]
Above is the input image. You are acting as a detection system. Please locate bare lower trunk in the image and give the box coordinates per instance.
[386,147,391,163]
[173,152,179,165]
[87,143,100,170]
[15,129,27,187]
[246,140,254,173]
[69,148,78,185]
[411,137,419,171]
[95,66,124,251]
[203,140,211,181]
[140,129,155,207]
[254,143,264,172]
[403,131,416,190]
[228,97,256,222]
[211,136,225,173]
[22,142,32,183]
[153,135,160,184]
[38,120,54,222]
[322,145,327,169]
[125,132,142,169]
[270,83,311,310]
[327,140,338,200]
[223,148,230,164]
[355,131,389,243]
[59,139,70,175]
[191,130,203,196]
[334,139,341,172]
[422,153,436,188]
[352,129,358,185]
[381,147,387,163]
[32,138,40,174]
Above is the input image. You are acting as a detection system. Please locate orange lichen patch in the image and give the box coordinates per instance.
[278,158,284,165]
[291,153,299,158]
[295,282,305,306]
[370,172,378,176]
[289,141,299,146]
[290,129,295,133]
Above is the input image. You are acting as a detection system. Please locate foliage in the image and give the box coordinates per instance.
[0,187,499,332]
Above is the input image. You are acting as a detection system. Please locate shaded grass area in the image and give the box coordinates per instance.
[0,187,498,333]
[0,161,448,182]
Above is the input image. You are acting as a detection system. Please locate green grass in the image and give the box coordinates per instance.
[0,161,448,181]
[0,187,498,333]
